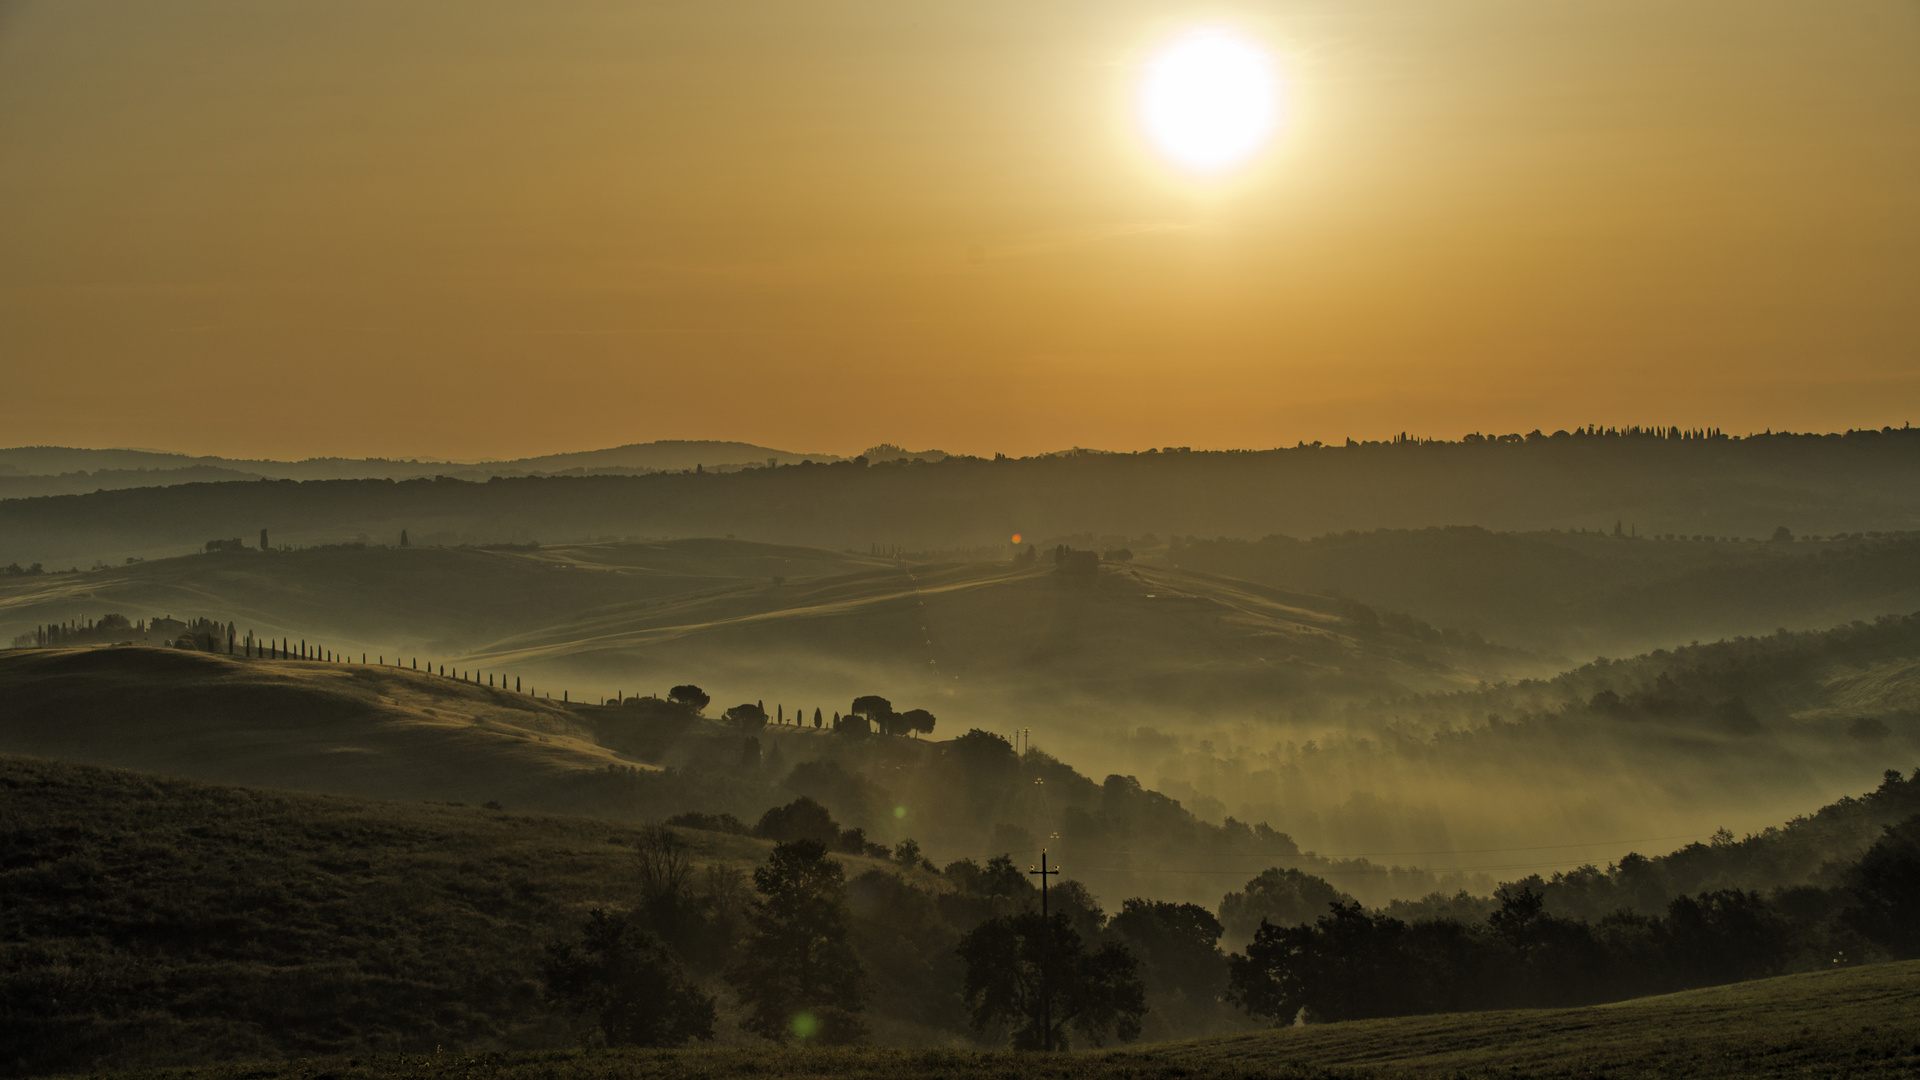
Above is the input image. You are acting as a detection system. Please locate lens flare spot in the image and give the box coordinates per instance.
[894,805,907,819]
[1011,533,1022,544]
[789,1011,820,1040]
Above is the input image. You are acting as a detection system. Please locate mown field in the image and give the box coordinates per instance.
[48,960,1920,1080]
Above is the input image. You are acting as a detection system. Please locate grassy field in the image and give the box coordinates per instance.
[47,960,1920,1080]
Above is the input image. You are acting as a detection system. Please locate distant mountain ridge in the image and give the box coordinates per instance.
[7,425,1920,568]
[0,440,841,498]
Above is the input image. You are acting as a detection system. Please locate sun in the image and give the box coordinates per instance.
[1137,28,1281,175]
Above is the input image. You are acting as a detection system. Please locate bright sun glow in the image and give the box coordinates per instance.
[1138,29,1280,174]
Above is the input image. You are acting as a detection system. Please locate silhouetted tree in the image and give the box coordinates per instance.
[633,825,699,943]
[1109,899,1228,1007]
[668,685,710,712]
[1661,889,1790,986]
[957,910,1145,1050]
[755,796,841,846]
[727,840,866,1044]
[899,708,937,737]
[1218,868,1352,943]
[1841,811,1920,959]
[724,702,769,729]
[1229,902,1421,1024]
[543,909,716,1046]
[849,695,893,731]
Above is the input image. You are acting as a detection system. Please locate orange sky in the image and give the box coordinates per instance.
[2,0,1917,460]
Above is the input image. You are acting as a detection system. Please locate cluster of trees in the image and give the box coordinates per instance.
[840,695,935,737]
[14,613,140,648]
[1418,613,1920,750]
[742,795,897,858]
[1230,810,1920,1024]
[5,611,374,658]
[544,833,871,1047]
[550,767,1920,1048]
[554,784,1200,1050]
[642,684,936,739]
[12,614,241,651]
[1052,545,1100,575]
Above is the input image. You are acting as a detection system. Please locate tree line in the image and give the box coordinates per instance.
[545,769,1920,1048]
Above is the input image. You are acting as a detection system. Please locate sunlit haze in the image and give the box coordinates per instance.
[1,0,1917,459]
[5,2,1920,1067]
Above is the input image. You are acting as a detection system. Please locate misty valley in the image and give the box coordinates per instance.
[2,435,1918,1079]
[8,0,1920,1071]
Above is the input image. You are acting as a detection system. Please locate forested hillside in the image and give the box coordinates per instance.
[5,427,1920,567]
[5,757,1916,1076]
[1164,526,1920,657]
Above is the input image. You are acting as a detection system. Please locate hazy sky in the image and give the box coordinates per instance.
[2,0,1917,460]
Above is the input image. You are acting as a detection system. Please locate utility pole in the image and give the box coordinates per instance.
[1029,850,1059,1051]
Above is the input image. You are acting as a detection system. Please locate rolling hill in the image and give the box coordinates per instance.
[1144,960,1920,1077]
[0,755,891,1077]
[467,556,1499,712]
[48,961,1920,1079]
[1163,526,1920,659]
[0,647,656,812]
[0,539,890,657]
[9,537,1920,882]
[0,439,835,492]
[7,754,1918,1080]
[7,427,1920,569]
[0,540,1503,725]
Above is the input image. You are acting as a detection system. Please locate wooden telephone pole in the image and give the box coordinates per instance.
[1029,850,1059,1051]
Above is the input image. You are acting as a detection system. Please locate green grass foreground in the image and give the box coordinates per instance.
[62,960,1920,1080]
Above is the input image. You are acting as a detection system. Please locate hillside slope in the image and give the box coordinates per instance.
[0,541,1500,722]
[7,429,1920,567]
[1149,960,1920,1076]
[471,558,1496,711]
[0,440,834,493]
[1164,526,1920,659]
[57,961,1920,1080]
[0,647,652,810]
[0,755,889,1078]
[0,539,889,655]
